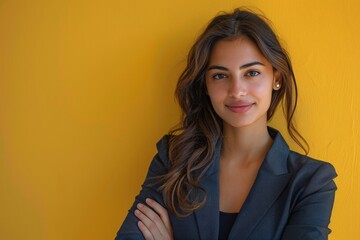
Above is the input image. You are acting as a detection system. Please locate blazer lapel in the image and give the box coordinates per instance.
[228,172,291,239]
[228,128,292,239]
[191,139,222,240]
[193,171,220,240]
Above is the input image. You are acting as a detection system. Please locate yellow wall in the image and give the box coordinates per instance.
[0,0,359,239]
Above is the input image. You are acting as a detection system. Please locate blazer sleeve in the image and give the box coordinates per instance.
[281,162,337,240]
[115,136,170,240]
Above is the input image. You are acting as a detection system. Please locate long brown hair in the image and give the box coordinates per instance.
[157,8,309,217]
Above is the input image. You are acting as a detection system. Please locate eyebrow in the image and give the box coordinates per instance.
[207,61,265,71]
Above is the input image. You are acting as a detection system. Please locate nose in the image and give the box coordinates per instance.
[228,76,247,98]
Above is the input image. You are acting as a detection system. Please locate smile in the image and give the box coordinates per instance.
[226,103,254,113]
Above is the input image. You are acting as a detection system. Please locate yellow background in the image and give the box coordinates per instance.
[0,0,359,239]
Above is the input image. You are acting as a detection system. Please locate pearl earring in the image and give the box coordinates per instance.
[275,82,280,88]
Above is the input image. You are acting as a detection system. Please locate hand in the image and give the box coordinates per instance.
[134,198,173,240]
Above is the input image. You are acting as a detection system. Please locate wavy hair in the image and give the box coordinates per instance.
[157,8,309,217]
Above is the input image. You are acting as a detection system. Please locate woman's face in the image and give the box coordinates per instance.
[205,37,279,129]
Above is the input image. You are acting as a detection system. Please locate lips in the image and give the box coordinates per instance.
[226,103,254,113]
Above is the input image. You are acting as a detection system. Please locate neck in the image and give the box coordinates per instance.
[221,120,273,165]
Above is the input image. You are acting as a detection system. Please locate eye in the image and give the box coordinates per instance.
[212,73,228,80]
[245,71,260,77]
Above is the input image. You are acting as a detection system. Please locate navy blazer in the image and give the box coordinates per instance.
[115,128,337,240]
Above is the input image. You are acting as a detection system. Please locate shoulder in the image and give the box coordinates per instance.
[287,151,337,177]
[146,134,171,175]
[156,134,171,158]
[155,134,171,163]
[287,151,337,193]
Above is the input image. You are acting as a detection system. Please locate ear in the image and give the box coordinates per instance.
[272,70,282,91]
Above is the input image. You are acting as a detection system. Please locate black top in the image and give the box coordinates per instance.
[218,211,238,240]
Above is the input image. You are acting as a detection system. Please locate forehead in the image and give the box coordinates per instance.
[208,38,270,66]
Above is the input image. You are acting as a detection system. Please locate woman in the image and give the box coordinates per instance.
[115,8,337,240]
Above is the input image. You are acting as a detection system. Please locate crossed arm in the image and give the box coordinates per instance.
[134,198,173,240]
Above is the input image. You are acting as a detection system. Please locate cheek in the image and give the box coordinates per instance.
[207,84,226,103]
[206,81,218,98]
[251,81,273,96]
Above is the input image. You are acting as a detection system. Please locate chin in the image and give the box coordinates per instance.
[222,115,267,129]
[224,120,255,129]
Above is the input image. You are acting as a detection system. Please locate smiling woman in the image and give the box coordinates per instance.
[115,8,337,240]
[205,38,277,130]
